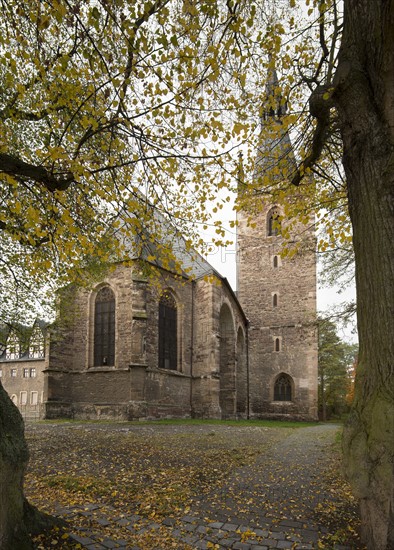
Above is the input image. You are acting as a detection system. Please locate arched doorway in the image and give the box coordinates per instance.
[219,304,235,418]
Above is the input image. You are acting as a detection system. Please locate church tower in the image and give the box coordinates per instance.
[236,68,318,420]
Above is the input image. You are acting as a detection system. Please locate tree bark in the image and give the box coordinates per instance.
[336,2,394,548]
[0,383,32,549]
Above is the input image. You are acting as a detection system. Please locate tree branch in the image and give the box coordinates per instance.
[0,153,74,191]
[291,84,334,186]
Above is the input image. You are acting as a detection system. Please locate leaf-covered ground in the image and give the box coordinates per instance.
[24,421,363,549]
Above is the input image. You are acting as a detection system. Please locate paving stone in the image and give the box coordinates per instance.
[96,518,111,527]
[233,542,252,549]
[208,521,224,529]
[162,517,177,526]
[253,529,270,537]
[100,538,122,549]
[194,540,210,549]
[196,525,210,534]
[222,523,239,532]
[238,525,254,533]
[115,518,131,526]
[84,504,101,511]
[251,546,269,550]
[278,520,303,529]
[85,544,107,549]
[69,534,96,546]
[183,522,197,532]
[270,531,287,540]
[125,514,142,523]
[181,515,198,523]
[298,530,319,542]
[181,533,200,544]
[259,539,277,548]
[277,541,293,549]
[220,537,240,547]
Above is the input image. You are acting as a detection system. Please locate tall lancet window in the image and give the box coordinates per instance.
[94,287,115,366]
[274,373,293,401]
[159,292,177,370]
[267,207,282,236]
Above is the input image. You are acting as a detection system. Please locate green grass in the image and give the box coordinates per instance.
[39,418,320,429]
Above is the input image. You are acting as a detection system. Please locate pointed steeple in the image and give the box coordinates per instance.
[255,61,295,181]
[262,64,287,123]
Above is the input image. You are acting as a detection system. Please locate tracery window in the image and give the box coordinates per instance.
[94,287,115,366]
[274,373,293,401]
[267,207,282,236]
[159,291,177,370]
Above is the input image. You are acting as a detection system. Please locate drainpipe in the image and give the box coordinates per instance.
[246,319,250,419]
[189,280,195,416]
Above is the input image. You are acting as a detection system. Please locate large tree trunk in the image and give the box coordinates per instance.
[0,383,32,549]
[336,2,394,548]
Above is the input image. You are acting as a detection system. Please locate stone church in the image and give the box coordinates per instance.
[0,74,318,421]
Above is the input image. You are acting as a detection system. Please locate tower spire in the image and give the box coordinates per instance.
[255,59,295,181]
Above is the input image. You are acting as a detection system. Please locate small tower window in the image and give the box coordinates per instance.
[267,207,282,237]
[272,293,278,307]
[273,255,279,268]
[274,337,281,352]
[274,373,293,401]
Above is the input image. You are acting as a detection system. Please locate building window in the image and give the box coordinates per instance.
[30,368,36,378]
[274,337,281,352]
[20,391,27,405]
[94,286,115,366]
[23,368,29,378]
[31,391,38,405]
[159,291,178,370]
[28,324,45,358]
[272,293,278,307]
[11,368,17,378]
[267,207,282,236]
[11,394,17,405]
[273,255,279,269]
[274,373,293,401]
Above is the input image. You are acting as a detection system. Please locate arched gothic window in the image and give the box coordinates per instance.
[267,207,282,236]
[159,292,177,370]
[94,287,115,366]
[274,373,293,401]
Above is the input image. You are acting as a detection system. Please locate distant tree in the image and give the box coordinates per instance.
[318,318,357,420]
